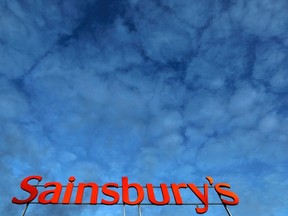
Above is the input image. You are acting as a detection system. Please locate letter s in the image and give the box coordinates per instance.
[12,176,42,204]
[214,183,239,205]
[101,183,119,205]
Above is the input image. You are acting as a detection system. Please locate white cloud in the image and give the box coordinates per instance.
[1,0,288,215]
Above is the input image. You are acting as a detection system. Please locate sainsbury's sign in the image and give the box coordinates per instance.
[12,175,239,214]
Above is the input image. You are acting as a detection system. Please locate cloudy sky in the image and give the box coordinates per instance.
[1,0,288,215]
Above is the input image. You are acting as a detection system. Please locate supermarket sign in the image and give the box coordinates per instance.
[12,176,239,214]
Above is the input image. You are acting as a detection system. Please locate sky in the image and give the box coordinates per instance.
[0,0,288,215]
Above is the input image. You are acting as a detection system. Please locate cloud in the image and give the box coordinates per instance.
[1,0,288,215]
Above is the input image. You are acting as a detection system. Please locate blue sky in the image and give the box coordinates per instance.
[1,0,288,215]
